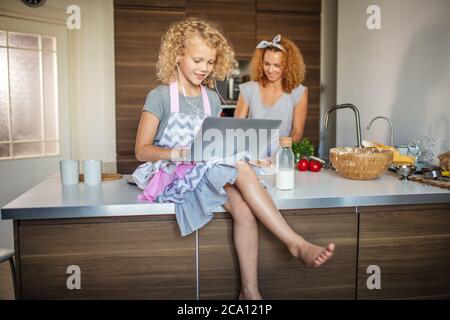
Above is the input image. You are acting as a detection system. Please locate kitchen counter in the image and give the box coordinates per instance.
[1,169,449,220]
[4,168,450,300]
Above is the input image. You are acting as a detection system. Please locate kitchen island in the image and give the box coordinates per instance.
[2,169,450,300]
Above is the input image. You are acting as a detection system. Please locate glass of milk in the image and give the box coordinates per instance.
[276,137,294,190]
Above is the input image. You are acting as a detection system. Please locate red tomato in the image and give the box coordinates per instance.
[308,160,322,172]
[297,159,309,171]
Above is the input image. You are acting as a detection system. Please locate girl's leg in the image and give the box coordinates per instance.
[223,184,262,300]
[233,162,335,267]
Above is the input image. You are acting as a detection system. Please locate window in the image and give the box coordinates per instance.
[0,30,59,160]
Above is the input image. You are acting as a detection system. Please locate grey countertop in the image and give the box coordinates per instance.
[1,169,449,220]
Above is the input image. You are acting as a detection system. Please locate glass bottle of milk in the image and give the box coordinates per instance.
[276,137,294,190]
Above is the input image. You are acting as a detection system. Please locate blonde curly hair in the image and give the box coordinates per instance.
[156,17,236,88]
[250,35,306,93]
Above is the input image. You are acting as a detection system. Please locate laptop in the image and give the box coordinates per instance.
[185,117,282,163]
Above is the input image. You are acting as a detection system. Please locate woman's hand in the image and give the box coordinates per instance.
[290,88,308,142]
[234,94,249,118]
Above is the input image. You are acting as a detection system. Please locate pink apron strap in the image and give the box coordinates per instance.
[200,85,212,116]
[170,80,212,116]
[169,81,179,113]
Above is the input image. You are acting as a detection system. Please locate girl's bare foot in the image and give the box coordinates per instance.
[238,287,263,300]
[290,241,335,267]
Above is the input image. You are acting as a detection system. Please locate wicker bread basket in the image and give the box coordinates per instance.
[330,147,394,180]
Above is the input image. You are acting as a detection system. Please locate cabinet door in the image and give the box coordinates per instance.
[198,208,357,299]
[17,217,196,299]
[358,204,450,299]
[114,8,185,173]
[257,12,321,147]
[187,0,256,58]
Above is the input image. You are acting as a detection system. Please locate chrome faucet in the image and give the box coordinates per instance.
[366,116,394,147]
[324,103,363,148]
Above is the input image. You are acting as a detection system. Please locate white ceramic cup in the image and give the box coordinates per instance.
[59,160,79,185]
[83,160,102,185]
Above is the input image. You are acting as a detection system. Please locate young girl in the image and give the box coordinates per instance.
[235,35,308,153]
[132,18,335,300]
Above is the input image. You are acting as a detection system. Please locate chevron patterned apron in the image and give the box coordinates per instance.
[133,81,217,202]
[132,81,275,236]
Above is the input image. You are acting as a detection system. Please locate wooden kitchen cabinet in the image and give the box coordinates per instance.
[198,208,358,299]
[114,0,186,9]
[15,216,196,299]
[256,13,321,81]
[186,0,256,58]
[257,0,321,14]
[114,8,185,173]
[257,12,321,147]
[114,1,322,172]
[357,204,450,299]
[12,203,450,299]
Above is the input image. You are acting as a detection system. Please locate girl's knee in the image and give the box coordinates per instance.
[236,161,256,179]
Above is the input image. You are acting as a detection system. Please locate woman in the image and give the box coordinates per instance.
[235,34,308,155]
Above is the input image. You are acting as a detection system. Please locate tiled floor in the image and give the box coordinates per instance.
[0,261,15,300]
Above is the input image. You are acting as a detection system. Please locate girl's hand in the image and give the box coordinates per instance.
[170,148,190,162]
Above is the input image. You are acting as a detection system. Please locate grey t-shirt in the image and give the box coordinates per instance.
[143,85,223,144]
[239,81,306,137]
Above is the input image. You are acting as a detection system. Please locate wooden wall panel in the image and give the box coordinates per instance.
[358,204,450,299]
[257,13,321,67]
[257,0,321,14]
[114,8,185,173]
[114,3,322,171]
[114,0,186,9]
[257,12,321,147]
[187,0,256,58]
[18,219,196,299]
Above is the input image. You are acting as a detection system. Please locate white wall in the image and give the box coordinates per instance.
[319,0,338,158]
[67,0,116,163]
[0,0,116,249]
[337,0,450,158]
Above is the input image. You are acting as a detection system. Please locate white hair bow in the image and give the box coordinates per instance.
[256,34,284,51]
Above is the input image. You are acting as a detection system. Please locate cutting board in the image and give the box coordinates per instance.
[409,175,450,190]
[79,173,123,182]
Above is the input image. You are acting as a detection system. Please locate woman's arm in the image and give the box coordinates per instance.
[135,111,184,162]
[234,94,249,118]
[290,88,308,142]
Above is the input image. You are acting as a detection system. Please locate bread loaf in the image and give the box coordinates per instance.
[438,151,450,171]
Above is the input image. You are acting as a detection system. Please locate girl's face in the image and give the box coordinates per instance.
[178,36,217,88]
[263,50,284,83]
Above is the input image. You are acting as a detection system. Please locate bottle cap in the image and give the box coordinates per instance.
[279,136,292,148]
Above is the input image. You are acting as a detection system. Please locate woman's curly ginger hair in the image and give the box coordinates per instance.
[250,36,306,93]
[156,17,236,88]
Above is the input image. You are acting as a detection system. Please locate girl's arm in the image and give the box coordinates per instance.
[135,111,185,162]
[234,94,249,118]
[290,88,308,142]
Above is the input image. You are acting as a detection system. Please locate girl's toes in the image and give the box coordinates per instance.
[314,256,324,266]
